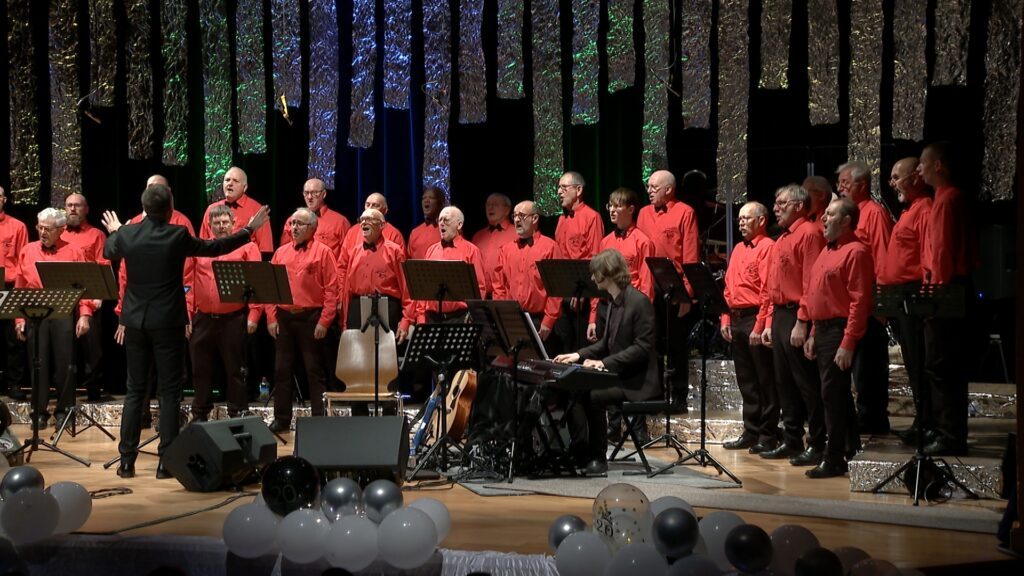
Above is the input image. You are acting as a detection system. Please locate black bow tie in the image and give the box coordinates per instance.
[742,240,754,248]
[488,224,505,232]
[654,204,668,214]
[562,208,574,218]
[441,239,455,249]
[226,201,240,209]
[363,242,377,252]
[614,228,628,239]
[517,236,534,247]
[826,241,838,250]
[294,241,309,251]
[42,244,58,255]
[426,218,438,226]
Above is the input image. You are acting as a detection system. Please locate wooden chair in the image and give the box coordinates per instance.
[324,328,402,415]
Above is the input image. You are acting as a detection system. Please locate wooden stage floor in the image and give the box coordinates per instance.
[7,422,1014,572]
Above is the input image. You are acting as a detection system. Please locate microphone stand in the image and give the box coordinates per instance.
[359,293,390,416]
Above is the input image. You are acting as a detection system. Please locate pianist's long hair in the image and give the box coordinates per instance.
[590,249,631,290]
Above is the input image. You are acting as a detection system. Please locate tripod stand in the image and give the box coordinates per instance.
[871,284,977,504]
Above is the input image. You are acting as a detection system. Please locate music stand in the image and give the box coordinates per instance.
[214,261,294,445]
[403,259,481,319]
[650,262,741,484]
[871,283,976,504]
[536,259,608,349]
[37,262,119,444]
[358,294,392,416]
[402,323,481,481]
[0,288,90,466]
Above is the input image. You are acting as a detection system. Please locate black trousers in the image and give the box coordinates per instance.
[813,319,859,464]
[924,316,968,445]
[852,315,890,432]
[771,306,825,451]
[26,318,74,417]
[77,314,104,399]
[120,326,187,459]
[730,311,779,443]
[653,291,693,406]
[190,310,248,417]
[894,305,927,430]
[273,309,326,422]
[2,310,27,394]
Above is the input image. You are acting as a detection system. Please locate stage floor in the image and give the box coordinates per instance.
[3,418,1014,572]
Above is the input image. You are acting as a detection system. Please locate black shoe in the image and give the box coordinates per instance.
[268,419,291,433]
[805,460,848,479]
[748,439,778,455]
[898,427,936,447]
[116,461,136,479]
[723,435,757,450]
[922,437,967,457]
[30,414,49,431]
[760,444,802,460]
[583,459,608,476]
[52,412,70,429]
[155,463,173,479]
[789,447,824,467]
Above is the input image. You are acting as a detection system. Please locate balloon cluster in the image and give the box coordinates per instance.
[222,456,449,571]
[552,483,914,576]
[0,466,92,546]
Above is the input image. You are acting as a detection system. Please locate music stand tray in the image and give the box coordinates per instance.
[535,259,609,300]
[403,260,480,322]
[0,288,90,466]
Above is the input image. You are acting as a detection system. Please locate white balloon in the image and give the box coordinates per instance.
[0,488,59,546]
[223,503,280,559]
[409,497,451,545]
[650,496,696,519]
[277,509,330,564]
[323,515,379,572]
[46,482,92,535]
[833,546,871,575]
[377,506,437,569]
[667,554,721,576]
[768,524,820,576]
[697,511,744,570]
[556,531,612,576]
[605,542,668,576]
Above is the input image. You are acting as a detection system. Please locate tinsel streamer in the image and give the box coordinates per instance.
[716,0,749,204]
[200,0,233,199]
[349,0,376,147]
[235,0,267,154]
[532,0,562,215]
[932,0,970,86]
[49,0,82,203]
[807,0,839,125]
[270,0,301,108]
[88,0,116,107]
[758,0,791,89]
[892,0,926,142]
[495,0,524,99]
[423,0,451,198]
[383,0,412,109]
[7,0,41,204]
[848,0,883,199]
[642,0,670,178]
[679,0,711,128]
[459,0,486,123]
[981,0,1022,201]
[162,0,189,166]
[125,0,155,160]
[571,0,599,124]
[308,0,339,188]
[607,0,635,93]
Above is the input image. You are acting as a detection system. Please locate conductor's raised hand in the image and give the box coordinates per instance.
[246,205,270,231]
[101,210,122,234]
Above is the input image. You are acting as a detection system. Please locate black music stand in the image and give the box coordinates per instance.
[871,283,976,504]
[358,294,392,416]
[650,262,741,484]
[214,261,294,445]
[0,288,91,466]
[403,259,481,318]
[37,262,119,444]
[402,323,481,481]
[536,259,609,348]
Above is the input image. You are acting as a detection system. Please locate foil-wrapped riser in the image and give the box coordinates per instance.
[647,416,745,445]
[686,359,745,411]
[7,401,356,427]
[849,458,1002,497]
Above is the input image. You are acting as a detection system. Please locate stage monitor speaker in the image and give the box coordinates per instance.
[163,416,278,492]
[294,416,409,485]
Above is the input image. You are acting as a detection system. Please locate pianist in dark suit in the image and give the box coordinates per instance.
[553,249,661,475]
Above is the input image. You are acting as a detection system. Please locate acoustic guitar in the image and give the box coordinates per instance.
[442,369,477,441]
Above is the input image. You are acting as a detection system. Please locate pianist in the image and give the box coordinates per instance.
[553,249,661,475]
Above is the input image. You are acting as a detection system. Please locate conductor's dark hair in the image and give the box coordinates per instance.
[142,184,173,218]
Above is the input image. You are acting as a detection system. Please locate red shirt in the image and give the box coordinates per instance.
[337,222,406,288]
[492,233,563,330]
[343,238,414,331]
[924,184,971,284]
[414,236,486,322]
[187,242,262,316]
[15,239,96,324]
[407,221,440,260]
[0,213,29,285]
[637,199,700,294]
[555,202,603,260]
[255,239,338,328]
[803,231,875,351]
[200,194,273,253]
[470,222,517,296]
[721,233,774,333]
[763,216,826,322]
[115,210,195,317]
[280,206,350,260]
[879,196,932,285]
[589,226,656,324]
[60,221,109,265]
[855,199,893,280]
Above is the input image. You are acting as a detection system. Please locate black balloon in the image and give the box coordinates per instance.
[652,508,700,558]
[795,547,843,576]
[724,524,773,573]
[260,456,321,517]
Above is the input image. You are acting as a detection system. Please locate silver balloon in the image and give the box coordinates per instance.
[1,466,45,500]
[547,514,588,552]
[321,477,363,522]
[363,479,403,523]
